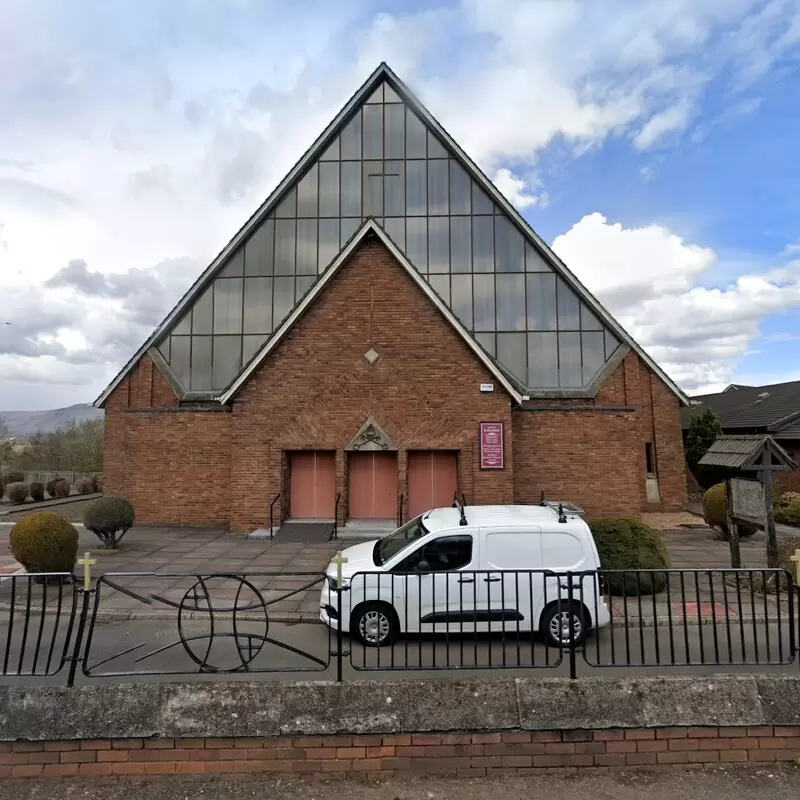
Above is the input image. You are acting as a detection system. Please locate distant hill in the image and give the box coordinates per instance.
[1,404,104,437]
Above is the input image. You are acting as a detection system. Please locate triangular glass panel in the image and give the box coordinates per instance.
[154,74,621,395]
[383,83,402,103]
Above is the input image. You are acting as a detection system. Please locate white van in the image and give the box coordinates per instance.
[320,504,610,649]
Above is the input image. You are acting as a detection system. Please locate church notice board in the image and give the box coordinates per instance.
[479,422,504,469]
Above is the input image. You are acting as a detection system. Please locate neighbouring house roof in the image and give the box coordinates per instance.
[723,383,754,392]
[94,62,689,409]
[698,434,797,471]
[682,379,800,432]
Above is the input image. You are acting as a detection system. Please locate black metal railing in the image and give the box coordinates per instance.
[82,571,335,678]
[268,492,281,540]
[0,567,797,684]
[331,493,342,540]
[0,574,79,678]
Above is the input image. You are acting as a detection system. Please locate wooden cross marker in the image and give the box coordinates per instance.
[77,552,97,591]
[331,551,349,590]
[790,549,800,585]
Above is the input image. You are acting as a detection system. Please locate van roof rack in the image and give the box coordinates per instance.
[452,494,468,527]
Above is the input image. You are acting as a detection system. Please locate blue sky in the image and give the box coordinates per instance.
[1,0,800,409]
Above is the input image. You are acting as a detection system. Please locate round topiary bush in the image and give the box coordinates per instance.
[46,478,63,498]
[83,496,135,548]
[6,482,28,505]
[703,483,758,539]
[9,512,79,576]
[29,481,45,502]
[75,477,95,495]
[776,492,800,526]
[589,518,672,596]
[2,470,24,486]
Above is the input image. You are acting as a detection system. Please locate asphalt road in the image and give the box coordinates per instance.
[0,767,798,799]
[0,611,795,684]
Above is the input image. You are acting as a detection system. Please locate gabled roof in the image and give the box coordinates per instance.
[723,383,753,392]
[95,62,689,408]
[219,219,523,404]
[698,434,797,471]
[682,379,800,431]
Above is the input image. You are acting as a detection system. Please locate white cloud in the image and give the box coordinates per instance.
[553,214,800,393]
[633,99,694,149]
[2,0,800,406]
[491,168,542,209]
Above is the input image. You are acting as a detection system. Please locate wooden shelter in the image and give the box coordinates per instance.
[699,434,797,567]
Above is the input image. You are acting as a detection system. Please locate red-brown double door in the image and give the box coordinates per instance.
[407,451,459,518]
[289,451,336,519]
[348,451,398,520]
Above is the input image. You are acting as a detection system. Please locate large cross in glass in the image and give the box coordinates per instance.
[365,163,401,218]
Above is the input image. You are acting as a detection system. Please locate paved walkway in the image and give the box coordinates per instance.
[0,523,794,625]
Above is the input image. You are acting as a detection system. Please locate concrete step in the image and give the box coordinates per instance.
[335,519,395,541]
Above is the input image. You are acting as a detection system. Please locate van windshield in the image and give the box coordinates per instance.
[374,517,429,566]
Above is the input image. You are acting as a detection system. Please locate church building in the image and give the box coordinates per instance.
[95,63,688,532]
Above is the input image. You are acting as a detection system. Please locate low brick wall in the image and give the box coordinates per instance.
[2,676,800,780]
[4,727,800,779]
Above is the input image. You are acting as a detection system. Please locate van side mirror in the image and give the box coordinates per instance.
[416,559,431,573]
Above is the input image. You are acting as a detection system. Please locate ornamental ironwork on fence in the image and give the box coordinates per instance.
[0,565,797,684]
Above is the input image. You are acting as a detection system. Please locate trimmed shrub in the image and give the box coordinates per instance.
[703,483,758,539]
[9,512,79,575]
[83,496,135,548]
[775,492,800,526]
[29,481,45,502]
[589,518,671,596]
[2,470,24,486]
[6,482,28,505]
[46,478,70,499]
[75,477,95,495]
[93,474,104,493]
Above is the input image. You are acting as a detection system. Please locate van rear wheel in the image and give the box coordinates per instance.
[540,602,588,649]
[351,602,398,647]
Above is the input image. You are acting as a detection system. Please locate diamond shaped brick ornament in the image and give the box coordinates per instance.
[364,347,379,364]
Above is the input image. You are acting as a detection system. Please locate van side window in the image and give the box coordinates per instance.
[393,535,473,573]
[541,532,585,570]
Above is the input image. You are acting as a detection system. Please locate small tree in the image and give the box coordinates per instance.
[686,408,724,489]
[83,496,135,548]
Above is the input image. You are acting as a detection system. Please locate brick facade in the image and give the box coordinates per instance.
[103,235,686,529]
[3,726,799,779]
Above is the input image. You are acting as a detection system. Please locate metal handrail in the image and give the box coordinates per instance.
[268,492,280,540]
[331,492,342,540]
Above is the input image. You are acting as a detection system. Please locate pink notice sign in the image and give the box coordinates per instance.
[479,422,504,469]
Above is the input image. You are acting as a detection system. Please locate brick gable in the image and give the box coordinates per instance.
[230,233,515,530]
[102,234,686,529]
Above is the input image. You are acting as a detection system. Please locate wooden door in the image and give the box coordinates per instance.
[407,451,459,518]
[289,451,336,519]
[349,451,398,519]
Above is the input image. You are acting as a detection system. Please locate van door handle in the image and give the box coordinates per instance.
[458,577,475,584]
[483,577,501,583]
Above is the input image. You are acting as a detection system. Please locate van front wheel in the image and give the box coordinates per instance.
[351,602,398,647]
[540,602,588,649]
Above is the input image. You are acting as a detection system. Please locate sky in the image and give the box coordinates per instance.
[1,0,800,410]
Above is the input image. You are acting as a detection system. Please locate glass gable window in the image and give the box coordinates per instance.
[156,77,621,395]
